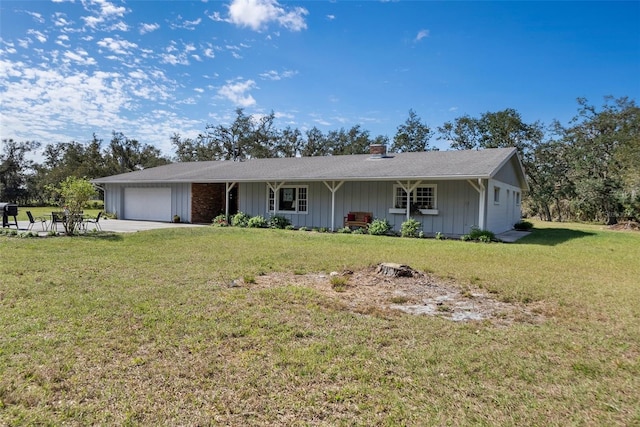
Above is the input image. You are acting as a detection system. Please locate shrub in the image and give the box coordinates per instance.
[247,215,268,228]
[400,218,422,238]
[212,214,229,227]
[269,215,291,229]
[298,226,309,232]
[368,218,391,236]
[352,227,366,234]
[231,212,250,227]
[514,220,534,231]
[336,227,352,234]
[461,226,496,243]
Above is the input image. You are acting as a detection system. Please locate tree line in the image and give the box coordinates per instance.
[1,97,638,223]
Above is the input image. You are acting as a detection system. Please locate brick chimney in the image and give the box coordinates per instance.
[369,144,387,158]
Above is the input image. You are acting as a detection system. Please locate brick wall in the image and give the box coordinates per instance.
[191,183,226,223]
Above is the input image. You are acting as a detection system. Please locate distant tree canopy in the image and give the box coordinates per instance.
[2,97,638,223]
[171,109,389,161]
[437,97,640,223]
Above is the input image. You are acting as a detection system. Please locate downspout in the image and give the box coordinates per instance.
[323,181,344,231]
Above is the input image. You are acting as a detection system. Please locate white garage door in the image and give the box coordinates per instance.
[124,187,172,221]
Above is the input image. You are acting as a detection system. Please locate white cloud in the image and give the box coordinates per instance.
[226,0,308,32]
[140,23,160,34]
[25,11,45,24]
[53,13,72,27]
[56,35,71,48]
[326,14,335,21]
[63,49,97,65]
[415,29,430,42]
[97,37,138,55]
[218,79,257,107]
[259,69,297,81]
[169,15,202,30]
[27,30,47,43]
[81,0,129,29]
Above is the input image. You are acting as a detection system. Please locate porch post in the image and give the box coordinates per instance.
[396,180,422,220]
[225,182,237,220]
[323,180,345,231]
[266,182,285,214]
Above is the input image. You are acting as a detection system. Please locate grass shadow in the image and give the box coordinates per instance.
[515,228,595,246]
[76,231,124,241]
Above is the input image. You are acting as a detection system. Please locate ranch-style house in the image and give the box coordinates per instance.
[93,145,528,236]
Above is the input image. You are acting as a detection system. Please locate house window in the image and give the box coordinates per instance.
[393,185,437,209]
[268,185,308,213]
[494,186,501,204]
[515,192,521,205]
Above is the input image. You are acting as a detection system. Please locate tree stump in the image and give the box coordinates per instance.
[375,263,421,278]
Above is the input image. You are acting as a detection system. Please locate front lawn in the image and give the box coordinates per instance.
[1,221,638,425]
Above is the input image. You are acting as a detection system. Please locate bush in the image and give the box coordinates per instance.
[514,220,534,231]
[336,227,352,234]
[461,226,496,243]
[247,215,268,228]
[269,215,291,229]
[231,212,250,227]
[400,218,422,238]
[212,214,228,227]
[368,218,391,236]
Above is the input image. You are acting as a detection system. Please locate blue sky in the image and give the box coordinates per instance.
[1,0,638,156]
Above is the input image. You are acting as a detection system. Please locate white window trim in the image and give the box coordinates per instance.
[267,185,309,214]
[494,186,501,204]
[391,184,438,214]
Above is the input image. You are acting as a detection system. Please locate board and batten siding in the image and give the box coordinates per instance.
[103,183,191,222]
[485,179,522,234]
[238,180,480,235]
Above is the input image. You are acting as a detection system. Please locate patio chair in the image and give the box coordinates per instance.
[26,211,47,231]
[84,211,103,231]
[50,212,65,232]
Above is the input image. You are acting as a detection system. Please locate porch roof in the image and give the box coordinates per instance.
[93,147,526,189]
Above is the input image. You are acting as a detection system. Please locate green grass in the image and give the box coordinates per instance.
[1,221,639,425]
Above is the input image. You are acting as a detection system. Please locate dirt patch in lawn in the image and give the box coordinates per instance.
[244,265,546,326]
[608,220,640,232]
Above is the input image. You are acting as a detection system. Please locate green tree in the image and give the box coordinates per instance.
[327,125,372,155]
[50,176,96,235]
[301,127,330,157]
[106,131,170,174]
[0,139,40,204]
[437,115,480,150]
[561,97,639,223]
[391,109,434,152]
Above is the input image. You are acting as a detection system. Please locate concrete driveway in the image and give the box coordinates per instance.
[12,219,206,234]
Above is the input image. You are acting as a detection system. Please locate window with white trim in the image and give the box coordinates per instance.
[494,186,501,204]
[515,191,521,205]
[268,185,308,213]
[393,185,437,209]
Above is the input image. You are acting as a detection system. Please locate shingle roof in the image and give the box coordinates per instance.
[93,147,525,186]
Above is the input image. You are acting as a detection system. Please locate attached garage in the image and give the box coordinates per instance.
[124,187,172,221]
